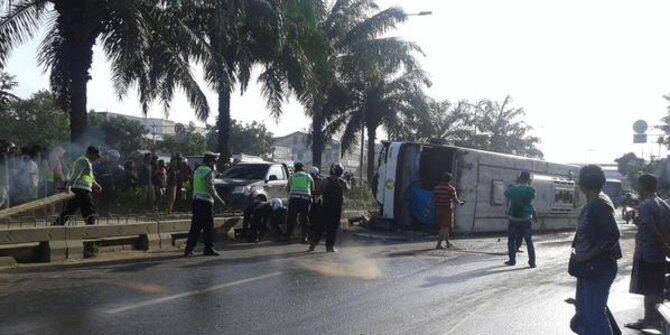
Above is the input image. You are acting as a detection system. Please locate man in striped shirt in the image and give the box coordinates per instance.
[432,172,464,249]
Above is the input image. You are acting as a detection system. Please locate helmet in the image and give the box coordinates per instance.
[329,163,344,177]
[271,198,283,211]
[307,166,319,176]
[107,149,121,161]
[293,162,304,171]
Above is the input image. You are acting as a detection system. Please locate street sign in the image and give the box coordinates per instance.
[633,120,648,134]
[634,134,648,144]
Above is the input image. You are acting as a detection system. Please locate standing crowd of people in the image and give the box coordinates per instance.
[430,165,670,335]
[0,140,195,216]
[189,160,351,256]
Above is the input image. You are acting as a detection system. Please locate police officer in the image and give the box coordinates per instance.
[286,162,315,243]
[184,152,226,256]
[53,146,102,226]
[309,163,350,252]
[243,198,287,243]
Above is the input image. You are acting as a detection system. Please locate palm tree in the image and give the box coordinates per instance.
[473,96,543,158]
[292,0,417,169]
[0,69,18,107]
[180,0,314,164]
[330,65,430,182]
[0,0,209,143]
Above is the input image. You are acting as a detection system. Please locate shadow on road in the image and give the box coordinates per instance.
[420,264,529,287]
[386,248,436,258]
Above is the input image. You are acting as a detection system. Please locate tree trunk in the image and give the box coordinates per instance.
[216,86,232,166]
[366,125,377,184]
[54,1,100,143]
[311,104,324,169]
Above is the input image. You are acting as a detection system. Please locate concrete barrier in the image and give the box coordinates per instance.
[0,216,241,264]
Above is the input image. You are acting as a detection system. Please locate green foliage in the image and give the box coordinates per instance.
[89,113,148,155]
[206,120,274,158]
[0,90,69,147]
[160,123,206,156]
[0,0,209,141]
[344,185,377,210]
[0,70,17,107]
[391,96,544,159]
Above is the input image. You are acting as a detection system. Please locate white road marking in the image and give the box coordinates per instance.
[104,271,282,314]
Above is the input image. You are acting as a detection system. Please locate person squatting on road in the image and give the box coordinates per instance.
[430,172,464,250]
[309,163,350,253]
[504,170,537,268]
[624,174,670,331]
[286,162,315,243]
[569,164,622,335]
[242,198,287,243]
[184,152,226,257]
[53,146,102,226]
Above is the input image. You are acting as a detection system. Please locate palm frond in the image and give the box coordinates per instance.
[0,0,48,66]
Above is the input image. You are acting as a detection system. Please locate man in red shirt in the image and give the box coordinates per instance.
[431,172,464,249]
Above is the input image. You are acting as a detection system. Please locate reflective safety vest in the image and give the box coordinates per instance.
[193,165,213,202]
[290,172,312,197]
[71,156,94,191]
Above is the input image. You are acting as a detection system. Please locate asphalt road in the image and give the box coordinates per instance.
[0,223,646,335]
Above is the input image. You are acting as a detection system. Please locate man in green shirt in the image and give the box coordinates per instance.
[504,171,537,268]
[53,146,102,226]
[185,152,226,256]
[286,162,314,243]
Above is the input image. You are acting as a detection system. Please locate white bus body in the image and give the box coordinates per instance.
[374,142,583,233]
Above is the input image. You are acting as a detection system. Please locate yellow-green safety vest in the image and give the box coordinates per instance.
[290,172,312,197]
[71,156,94,191]
[193,165,213,202]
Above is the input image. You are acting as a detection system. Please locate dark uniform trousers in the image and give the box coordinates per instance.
[53,188,96,225]
[186,199,214,251]
[311,206,341,249]
[287,197,311,239]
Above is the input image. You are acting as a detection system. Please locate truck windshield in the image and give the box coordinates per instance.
[220,164,269,180]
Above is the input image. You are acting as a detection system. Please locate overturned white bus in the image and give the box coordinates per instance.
[373,142,584,233]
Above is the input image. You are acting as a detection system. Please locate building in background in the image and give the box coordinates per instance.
[272,131,365,174]
[90,111,207,141]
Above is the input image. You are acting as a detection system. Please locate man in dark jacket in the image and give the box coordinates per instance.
[570,164,622,335]
[625,174,670,331]
[243,198,287,243]
[309,164,349,253]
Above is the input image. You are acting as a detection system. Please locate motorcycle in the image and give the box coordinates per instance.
[621,192,639,224]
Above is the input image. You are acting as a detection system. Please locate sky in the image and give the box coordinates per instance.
[4,0,670,164]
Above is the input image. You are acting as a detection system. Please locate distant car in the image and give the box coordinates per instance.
[215,161,290,210]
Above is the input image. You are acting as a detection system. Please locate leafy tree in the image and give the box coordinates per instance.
[615,152,645,180]
[160,123,206,155]
[389,98,475,144]
[206,120,274,158]
[0,69,17,107]
[179,0,308,165]
[89,114,149,156]
[329,66,430,182]
[0,0,208,143]
[470,96,543,158]
[294,0,418,169]
[0,90,69,147]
